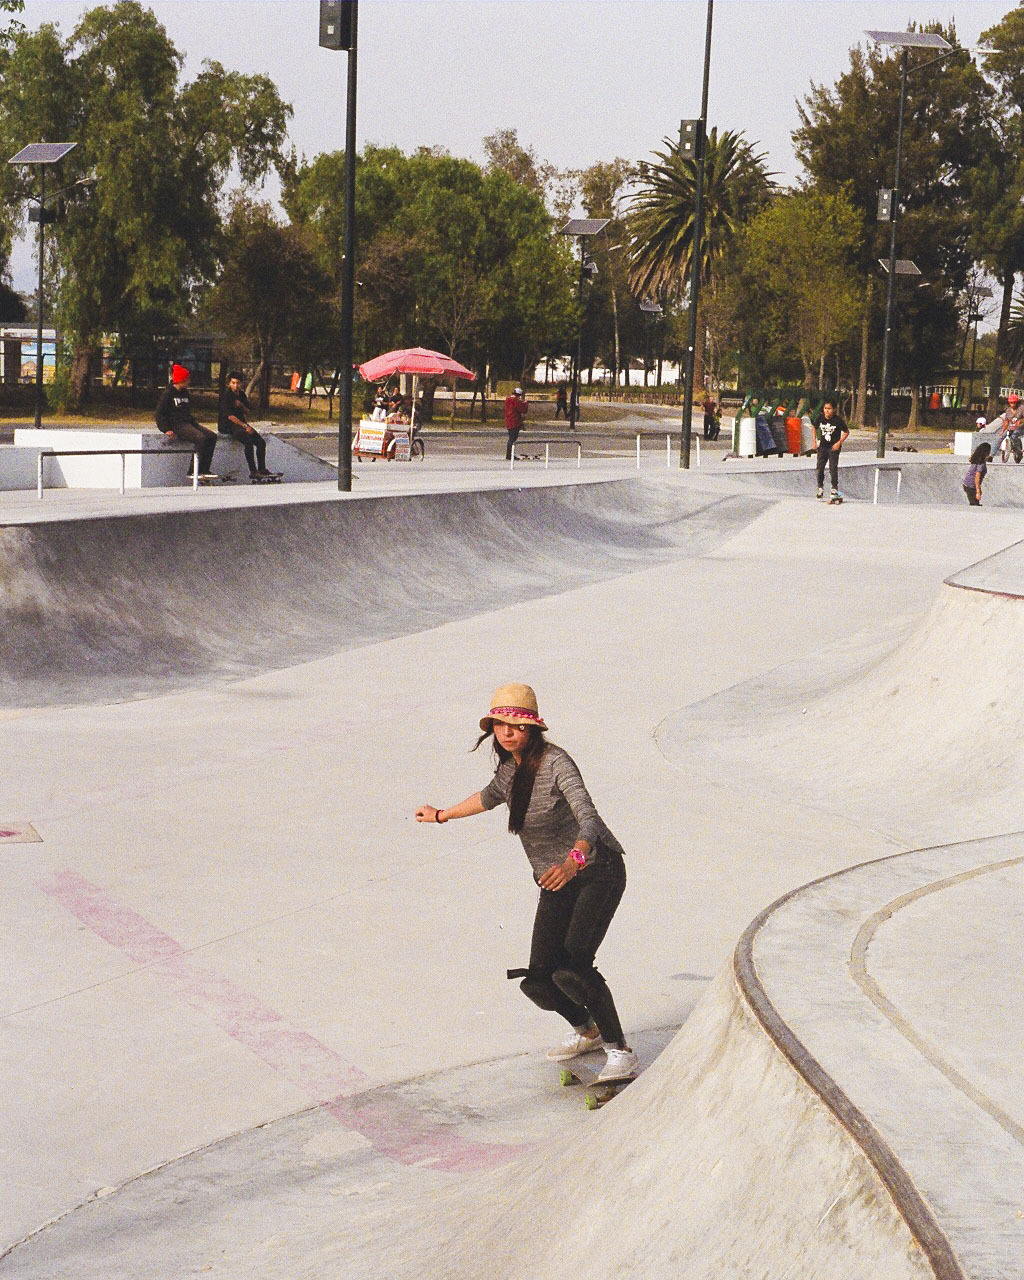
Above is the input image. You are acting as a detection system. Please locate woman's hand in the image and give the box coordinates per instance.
[538,857,578,892]
[415,805,441,823]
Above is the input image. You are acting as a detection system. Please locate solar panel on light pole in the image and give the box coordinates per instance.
[8,142,78,430]
[559,218,609,431]
[865,29,952,456]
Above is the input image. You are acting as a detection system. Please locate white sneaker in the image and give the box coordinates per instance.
[597,1046,638,1082]
[546,1029,603,1062]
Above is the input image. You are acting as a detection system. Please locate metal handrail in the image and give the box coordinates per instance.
[509,439,583,471]
[36,447,199,499]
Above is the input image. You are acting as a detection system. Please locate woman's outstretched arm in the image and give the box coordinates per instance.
[415,793,486,824]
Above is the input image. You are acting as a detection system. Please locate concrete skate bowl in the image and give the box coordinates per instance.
[0,479,770,707]
[656,537,1024,848]
[381,834,1024,1280]
[728,457,1024,506]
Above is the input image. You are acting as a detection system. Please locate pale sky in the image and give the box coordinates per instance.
[8,0,1014,290]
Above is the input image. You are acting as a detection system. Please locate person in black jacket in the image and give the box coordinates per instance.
[155,364,218,479]
[218,373,272,479]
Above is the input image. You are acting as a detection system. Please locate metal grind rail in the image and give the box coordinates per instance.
[37,447,200,499]
[510,434,699,472]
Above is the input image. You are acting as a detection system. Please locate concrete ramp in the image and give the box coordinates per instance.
[0,480,768,707]
[657,540,1024,847]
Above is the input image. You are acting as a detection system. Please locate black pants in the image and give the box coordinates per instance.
[221,423,267,474]
[815,442,840,491]
[505,427,521,460]
[169,421,217,475]
[963,484,981,506]
[555,402,568,419]
[518,851,627,1046]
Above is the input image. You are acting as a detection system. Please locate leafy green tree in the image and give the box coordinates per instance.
[0,2,291,408]
[794,25,990,420]
[284,144,576,411]
[970,8,1024,409]
[742,189,862,388]
[205,199,332,413]
[628,128,773,392]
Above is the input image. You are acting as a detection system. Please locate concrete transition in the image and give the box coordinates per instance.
[0,480,767,707]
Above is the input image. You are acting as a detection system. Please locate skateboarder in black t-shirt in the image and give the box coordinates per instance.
[218,374,275,480]
[815,397,849,504]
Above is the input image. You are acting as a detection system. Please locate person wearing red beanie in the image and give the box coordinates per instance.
[155,363,218,479]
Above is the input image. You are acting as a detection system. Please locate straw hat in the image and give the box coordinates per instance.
[480,682,548,732]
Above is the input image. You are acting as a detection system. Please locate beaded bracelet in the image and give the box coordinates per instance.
[436,809,447,824]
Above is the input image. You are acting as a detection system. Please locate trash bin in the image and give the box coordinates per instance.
[755,412,779,456]
[784,416,802,455]
[737,416,757,457]
[800,415,816,454]
[929,391,941,411]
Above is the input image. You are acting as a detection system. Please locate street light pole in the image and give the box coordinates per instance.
[559,218,609,432]
[877,48,908,459]
[570,237,585,431]
[867,29,952,457]
[319,1,358,492]
[337,5,358,492]
[34,166,46,430]
[680,0,714,469]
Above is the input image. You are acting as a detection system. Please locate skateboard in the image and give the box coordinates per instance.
[558,1060,636,1110]
[251,472,282,484]
[829,493,844,505]
[196,472,235,485]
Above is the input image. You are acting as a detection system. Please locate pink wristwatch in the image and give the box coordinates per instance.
[569,848,586,868]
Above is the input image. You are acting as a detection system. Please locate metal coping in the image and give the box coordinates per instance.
[560,217,610,237]
[733,854,966,1280]
[8,142,77,165]
[865,29,952,49]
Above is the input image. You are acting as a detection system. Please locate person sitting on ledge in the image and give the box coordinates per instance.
[218,372,273,479]
[155,364,218,480]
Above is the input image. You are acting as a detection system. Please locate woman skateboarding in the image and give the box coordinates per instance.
[415,683,636,1083]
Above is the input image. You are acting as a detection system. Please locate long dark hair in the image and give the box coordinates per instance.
[474,724,548,834]
[971,442,992,464]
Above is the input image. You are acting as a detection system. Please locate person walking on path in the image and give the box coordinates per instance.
[504,386,528,460]
[702,395,718,440]
[415,683,637,1084]
[963,442,992,506]
[155,364,218,479]
[554,382,568,420]
[218,372,273,479]
[815,396,849,503]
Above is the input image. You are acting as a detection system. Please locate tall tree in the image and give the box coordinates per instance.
[627,128,773,392]
[971,7,1024,410]
[205,199,332,413]
[742,189,863,388]
[795,25,990,421]
[0,2,291,407]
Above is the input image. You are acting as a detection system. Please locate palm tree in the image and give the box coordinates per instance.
[628,128,773,391]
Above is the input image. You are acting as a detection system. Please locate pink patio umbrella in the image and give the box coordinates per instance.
[358,347,475,382]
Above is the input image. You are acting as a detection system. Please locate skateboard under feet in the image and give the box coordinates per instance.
[558,1063,636,1110]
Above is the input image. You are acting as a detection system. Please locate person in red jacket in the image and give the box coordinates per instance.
[504,386,528,460]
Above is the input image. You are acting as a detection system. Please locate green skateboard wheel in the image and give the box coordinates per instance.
[560,1069,576,1087]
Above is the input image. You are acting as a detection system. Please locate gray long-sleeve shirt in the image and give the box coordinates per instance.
[479,742,625,878]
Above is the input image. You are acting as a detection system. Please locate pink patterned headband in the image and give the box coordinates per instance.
[489,706,544,723]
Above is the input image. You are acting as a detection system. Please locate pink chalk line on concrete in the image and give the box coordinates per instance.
[39,868,524,1173]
